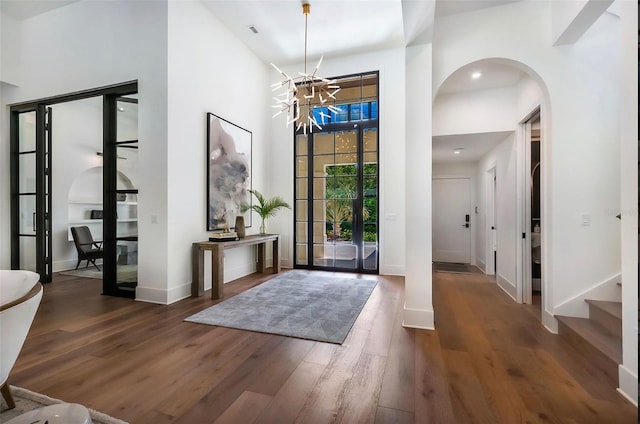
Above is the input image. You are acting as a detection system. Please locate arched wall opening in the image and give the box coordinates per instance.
[431,57,551,325]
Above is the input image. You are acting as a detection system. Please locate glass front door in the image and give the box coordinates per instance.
[295,124,378,273]
[294,71,379,273]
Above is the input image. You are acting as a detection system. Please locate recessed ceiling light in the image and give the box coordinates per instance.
[471,72,482,79]
[117,107,125,112]
[454,148,464,155]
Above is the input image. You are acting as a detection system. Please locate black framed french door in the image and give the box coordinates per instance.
[10,106,53,283]
[102,91,138,298]
[294,122,379,273]
[9,81,137,297]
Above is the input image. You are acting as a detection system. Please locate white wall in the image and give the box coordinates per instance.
[432,162,478,265]
[0,12,21,270]
[404,43,433,329]
[433,87,517,136]
[0,12,20,85]
[268,47,407,276]
[516,76,544,119]
[617,0,638,405]
[0,1,169,299]
[164,1,270,303]
[476,134,518,298]
[433,1,621,329]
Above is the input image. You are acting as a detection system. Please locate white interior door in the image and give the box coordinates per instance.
[433,178,471,263]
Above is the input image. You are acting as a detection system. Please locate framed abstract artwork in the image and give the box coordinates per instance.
[206,113,252,231]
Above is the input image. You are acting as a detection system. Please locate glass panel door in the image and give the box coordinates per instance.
[14,111,38,272]
[314,129,358,270]
[295,134,309,266]
[102,92,138,297]
[115,96,138,292]
[295,124,378,273]
[11,107,52,282]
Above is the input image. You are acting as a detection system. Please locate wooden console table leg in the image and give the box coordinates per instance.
[257,242,266,273]
[272,237,280,274]
[211,244,224,299]
[192,243,204,297]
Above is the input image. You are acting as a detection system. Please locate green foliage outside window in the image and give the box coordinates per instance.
[325,164,378,242]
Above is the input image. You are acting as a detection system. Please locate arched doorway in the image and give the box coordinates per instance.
[432,58,550,321]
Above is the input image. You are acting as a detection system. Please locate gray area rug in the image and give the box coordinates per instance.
[185,271,377,344]
[0,386,128,424]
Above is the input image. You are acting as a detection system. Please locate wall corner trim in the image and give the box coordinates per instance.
[617,364,638,407]
[497,273,517,301]
[381,264,406,276]
[135,286,170,305]
[402,305,435,330]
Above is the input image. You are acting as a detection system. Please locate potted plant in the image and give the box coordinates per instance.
[241,189,291,234]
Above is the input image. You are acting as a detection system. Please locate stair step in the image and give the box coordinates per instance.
[556,315,621,387]
[585,299,622,319]
[585,300,622,339]
[556,315,622,362]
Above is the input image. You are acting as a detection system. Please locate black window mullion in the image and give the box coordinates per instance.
[355,124,364,271]
[306,133,314,267]
[103,94,119,296]
[35,105,47,280]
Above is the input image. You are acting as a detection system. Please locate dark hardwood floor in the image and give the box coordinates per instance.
[4,269,636,423]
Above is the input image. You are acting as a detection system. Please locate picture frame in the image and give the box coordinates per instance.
[206,113,252,231]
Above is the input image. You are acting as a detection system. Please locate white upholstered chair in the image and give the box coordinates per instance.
[0,270,43,409]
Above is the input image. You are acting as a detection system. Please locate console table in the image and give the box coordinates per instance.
[191,234,280,299]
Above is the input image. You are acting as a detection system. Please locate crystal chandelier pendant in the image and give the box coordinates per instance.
[270,2,341,134]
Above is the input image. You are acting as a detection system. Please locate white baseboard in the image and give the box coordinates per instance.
[497,273,517,301]
[618,365,638,406]
[542,309,558,334]
[135,286,169,305]
[476,259,486,273]
[381,264,405,276]
[402,305,435,330]
[554,273,622,319]
[167,283,192,305]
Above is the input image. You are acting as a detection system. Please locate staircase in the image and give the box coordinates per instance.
[556,299,622,388]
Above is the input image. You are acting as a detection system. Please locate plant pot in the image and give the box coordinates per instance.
[260,220,266,235]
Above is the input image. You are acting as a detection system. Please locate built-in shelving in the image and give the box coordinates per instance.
[67,200,137,241]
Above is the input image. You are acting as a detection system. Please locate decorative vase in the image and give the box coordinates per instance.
[235,215,246,238]
[260,220,266,235]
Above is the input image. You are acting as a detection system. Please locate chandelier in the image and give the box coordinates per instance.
[270,2,341,134]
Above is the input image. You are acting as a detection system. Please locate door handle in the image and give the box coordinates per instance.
[462,223,469,228]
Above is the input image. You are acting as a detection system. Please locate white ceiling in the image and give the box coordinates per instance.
[434,0,521,17]
[201,0,406,66]
[432,131,513,163]
[202,0,524,66]
[1,0,526,166]
[438,61,527,94]
[0,0,79,20]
